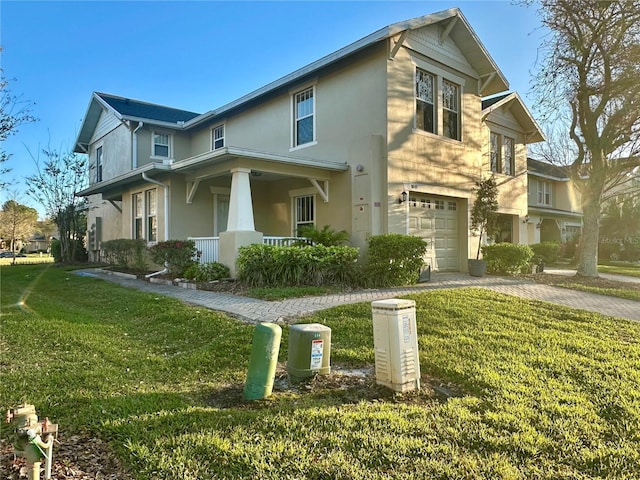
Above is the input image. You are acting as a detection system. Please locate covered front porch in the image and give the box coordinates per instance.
[172,146,349,275]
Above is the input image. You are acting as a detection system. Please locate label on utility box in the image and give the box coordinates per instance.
[310,339,324,370]
[402,315,411,344]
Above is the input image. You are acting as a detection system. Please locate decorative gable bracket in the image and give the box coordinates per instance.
[308,178,329,203]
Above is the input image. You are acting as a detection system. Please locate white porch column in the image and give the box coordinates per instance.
[219,167,263,277]
[227,168,255,231]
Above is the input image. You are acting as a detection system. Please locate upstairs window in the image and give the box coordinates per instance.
[416,69,435,134]
[442,80,460,140]
[490,132,515,176]
[294,87,315,147]
[212,125,225,150]
[294,194,315,235]
[537,181,552,206]
[490,132,500,173]
[153,132,170,158]
[502,136,514,176]
[96,145,103,182]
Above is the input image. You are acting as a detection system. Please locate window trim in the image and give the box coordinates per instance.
[442,79,460,141]
[489,131,516,176]
[415,68,436,134]
[133,192,144,240]
[291,85,317,150]
[411,59,465,142]
[146,189,157,242]
[211,124,225,150]
[151,131,172,159]
[95,145,103,183]
[132,188,158,242]
[537,180,552,206]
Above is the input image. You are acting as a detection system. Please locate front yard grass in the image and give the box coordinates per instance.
[2,264,640,479]
[598,262,640,278]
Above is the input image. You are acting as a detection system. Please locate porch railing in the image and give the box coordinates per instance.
[188,236,307,264]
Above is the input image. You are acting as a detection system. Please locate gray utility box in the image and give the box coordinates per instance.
[287,323,331,381]
[371,299,421,392]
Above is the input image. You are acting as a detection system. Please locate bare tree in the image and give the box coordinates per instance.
[528,0,640,276]
[25,148,88,262]
[0,47,37,190]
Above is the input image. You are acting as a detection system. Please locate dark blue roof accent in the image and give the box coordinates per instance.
[527,158,570,179]
[97,93,200,123]
[482,93,511,110]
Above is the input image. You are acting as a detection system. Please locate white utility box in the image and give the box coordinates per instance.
[371,299,421,392]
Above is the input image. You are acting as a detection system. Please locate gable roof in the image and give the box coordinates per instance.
[527,157,570,180]
[74,93,201,153]
[482,92,545,144]
[75,8,510,150]
[185,7,509,129]
[98,93,200,124]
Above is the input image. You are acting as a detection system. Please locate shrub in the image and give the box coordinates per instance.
[101,239,148,273]
[183,262,230,282]
[236,244,358,287]
[51,239,61,262]
[482,243,534,274]
[148,240,197,277]
[50,238,87,263]
[297,224,350,246]
[531,241,561,264]
[365,234,428,287]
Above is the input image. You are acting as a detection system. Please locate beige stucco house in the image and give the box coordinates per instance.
[75,8,544,275]
[526,158,583,244]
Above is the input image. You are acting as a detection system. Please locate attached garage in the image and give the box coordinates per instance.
[408,195,460,272]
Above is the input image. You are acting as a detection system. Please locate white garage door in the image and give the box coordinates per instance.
[408,196,459,272]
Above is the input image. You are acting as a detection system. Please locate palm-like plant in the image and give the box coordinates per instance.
[297,224,350,246]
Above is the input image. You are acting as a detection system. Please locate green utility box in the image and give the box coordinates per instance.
[287,323,331,382]
[244,322,282,400]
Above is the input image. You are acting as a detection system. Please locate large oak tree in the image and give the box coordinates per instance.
[530,0,640,276]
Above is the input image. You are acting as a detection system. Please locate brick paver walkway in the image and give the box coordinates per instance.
[77,269,640,324]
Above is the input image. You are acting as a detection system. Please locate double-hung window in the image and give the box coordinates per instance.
[146,189,157,242]
[294,195,315,235]
[415,69,435,134]
[415,68,461,140]
[212,125,224,150]
[490,132,500,173]
[133,189,157,241]
[153,132,170,158]
[502,136,514,175]
[490,132,515,176]
[294,87,314,147]
[442,80,460,140]
[96,146,103,183]
[537,181,552,206]
[133,193,143,240]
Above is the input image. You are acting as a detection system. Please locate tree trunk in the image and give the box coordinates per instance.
[576,196,600,277]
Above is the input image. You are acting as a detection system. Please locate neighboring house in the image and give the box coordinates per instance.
[526,158,582,244]
[75,8,544,275]
[25,234,50,253]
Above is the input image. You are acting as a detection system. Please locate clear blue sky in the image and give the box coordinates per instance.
[1,0,545,218]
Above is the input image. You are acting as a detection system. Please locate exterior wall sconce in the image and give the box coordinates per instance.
[399,191,408,204]
[536,221,543,229]
[522,215,529,224]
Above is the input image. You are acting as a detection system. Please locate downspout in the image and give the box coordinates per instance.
[132,121,143,169]
[142,171,170,278]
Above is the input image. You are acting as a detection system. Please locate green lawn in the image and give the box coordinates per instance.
[2,265,640,479]
[599,262,640,278]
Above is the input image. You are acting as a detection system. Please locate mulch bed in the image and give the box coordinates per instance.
[1,433,133,480]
